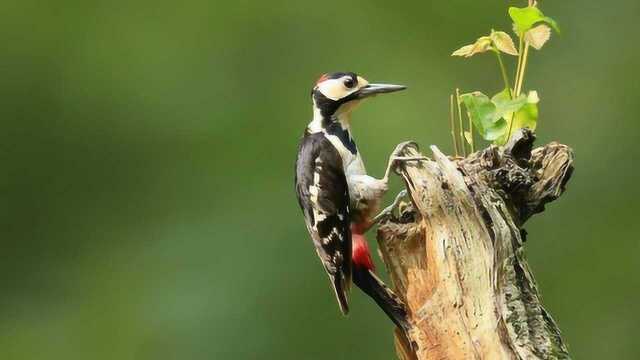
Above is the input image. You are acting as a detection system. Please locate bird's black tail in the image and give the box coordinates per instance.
[331,274,350,315]
[353,266,411,333]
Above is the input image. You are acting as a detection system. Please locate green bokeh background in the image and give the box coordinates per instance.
[2,1,638,359]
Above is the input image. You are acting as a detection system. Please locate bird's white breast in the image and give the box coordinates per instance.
[321,133,361,172]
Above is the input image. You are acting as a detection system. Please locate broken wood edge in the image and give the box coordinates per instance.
[377,129,573,359]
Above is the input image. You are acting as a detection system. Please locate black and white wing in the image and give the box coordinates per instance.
[295,132,352,314]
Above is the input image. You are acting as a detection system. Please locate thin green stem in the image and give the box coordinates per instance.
[495,49,512,98]
[455,88,466,157]
[449,94,459,156]
[467,106,474,153]
[508,41,531,143]
[516,43,530,96]
[508,0,536,143]
[514,35,524,94]
[506,112,516,144]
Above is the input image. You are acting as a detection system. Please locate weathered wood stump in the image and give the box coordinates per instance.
[377,129,573,360]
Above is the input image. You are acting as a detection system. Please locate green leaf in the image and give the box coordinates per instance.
[512,101,538,131]
[490,31,518,56]
[461,90,536,143]
[483,118,508,141]
[464,131,473,145]
[527,90,540,104]
[460,92,507,141]
[490,89,527,145]
[452,36,492,57]
[509,6,560,34]
[496,90,539,145]
[525,24,551,50]
[451,44,474,57]
[491,88,527,115]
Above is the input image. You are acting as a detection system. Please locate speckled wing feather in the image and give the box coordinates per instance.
[295,132,352,314]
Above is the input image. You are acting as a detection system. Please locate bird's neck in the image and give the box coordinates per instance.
[308,106,352,133]
[335,112,352,130]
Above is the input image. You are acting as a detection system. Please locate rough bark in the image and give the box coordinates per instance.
[377,129,573,360]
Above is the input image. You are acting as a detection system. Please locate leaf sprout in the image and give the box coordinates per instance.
[448,1,559,150]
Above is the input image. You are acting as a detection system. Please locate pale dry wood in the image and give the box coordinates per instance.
[377,129,572,360]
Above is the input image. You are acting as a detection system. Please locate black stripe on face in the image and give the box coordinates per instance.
[313,90,340,122]
[311,72,360,124]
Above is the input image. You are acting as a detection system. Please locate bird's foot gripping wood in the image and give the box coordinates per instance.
[362,190,409,233]
[383,141,429,181]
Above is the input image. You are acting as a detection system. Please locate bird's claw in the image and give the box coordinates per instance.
[371,189,409,226]
[390,155,429,175]
[390,141,427,173]
[382,141,428,180]
[391,141,420,158]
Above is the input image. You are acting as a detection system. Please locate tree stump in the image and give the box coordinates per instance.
[377,129,573,360]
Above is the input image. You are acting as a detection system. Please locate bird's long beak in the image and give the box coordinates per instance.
[355,83,407,99]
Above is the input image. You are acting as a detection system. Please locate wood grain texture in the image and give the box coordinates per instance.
[377,129,572,360]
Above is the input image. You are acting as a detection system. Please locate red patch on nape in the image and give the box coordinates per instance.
[315,73,330,85]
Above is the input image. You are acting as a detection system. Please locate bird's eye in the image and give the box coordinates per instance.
[343,78,355,89]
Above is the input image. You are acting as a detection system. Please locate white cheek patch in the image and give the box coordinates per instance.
[315,75,369,101]
[317,78,349,101]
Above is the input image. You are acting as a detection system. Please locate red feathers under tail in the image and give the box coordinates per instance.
[351,224,375,271]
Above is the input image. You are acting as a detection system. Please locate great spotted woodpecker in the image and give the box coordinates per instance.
[294,72,425,334]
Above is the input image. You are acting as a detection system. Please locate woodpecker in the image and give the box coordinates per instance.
[294,72,425,334]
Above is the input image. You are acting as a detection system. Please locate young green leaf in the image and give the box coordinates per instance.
[515,90,540,131]
[512,102,538,131]
[482,119,507,141]
[492,88,527,115]
[451,44,474,57]
[509,6,559,34]
[496,90,540,145]
[468,37,492,57]
[490,31,518,56]
[525,24,551,50]
[452,36,492,57]
[460,92,507,141]
[464,131,473,145]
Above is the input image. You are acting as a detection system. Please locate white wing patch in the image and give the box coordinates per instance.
[309,157,328,229]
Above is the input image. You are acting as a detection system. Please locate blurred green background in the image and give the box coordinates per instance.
[2,0,638,359]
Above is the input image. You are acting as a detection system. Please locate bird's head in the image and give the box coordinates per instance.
[310,72,406,127]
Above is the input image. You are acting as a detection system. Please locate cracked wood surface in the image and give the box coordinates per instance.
[377,130,573,360]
